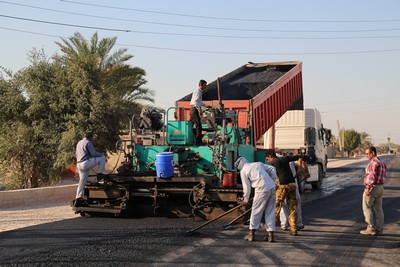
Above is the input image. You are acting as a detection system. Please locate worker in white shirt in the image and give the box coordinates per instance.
[235,157,277,242]
[189,79,211,145]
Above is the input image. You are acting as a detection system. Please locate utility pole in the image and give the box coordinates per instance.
[337,120,344,158]
[387,132,392,154]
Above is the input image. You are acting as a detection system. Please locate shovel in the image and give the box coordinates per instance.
[186,204,243,235]
[222,208,251,230]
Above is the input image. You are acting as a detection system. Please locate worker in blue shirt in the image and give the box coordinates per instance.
[74,132,108,207]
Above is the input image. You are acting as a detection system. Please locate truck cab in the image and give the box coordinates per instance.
[265,108,331,190]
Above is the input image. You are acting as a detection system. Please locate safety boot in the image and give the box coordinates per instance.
[360,228,376,236]
[73,198,85,207]
[297,224,305,230]
[264,231,275,242]
[97,173,110,183]
[244,229,255,241]
[374,230,384,236]
[290,228,298,236]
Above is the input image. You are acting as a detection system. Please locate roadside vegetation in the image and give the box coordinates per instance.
[0,32,154,190]
[0,32,397,190]
[332,129,398,157]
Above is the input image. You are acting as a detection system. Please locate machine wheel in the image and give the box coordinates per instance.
[311,164,323,190]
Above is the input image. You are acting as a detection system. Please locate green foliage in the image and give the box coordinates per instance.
[0,32,154,189]
[343,129,361,156]
[358,131,371,153]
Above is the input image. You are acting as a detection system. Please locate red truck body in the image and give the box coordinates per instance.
[175,61,304,142]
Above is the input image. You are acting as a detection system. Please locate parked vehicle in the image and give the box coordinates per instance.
[264,108,331,190]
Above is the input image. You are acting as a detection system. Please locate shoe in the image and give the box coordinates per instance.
[244,230,255,241]
[360,228,376,236]
[281,226,288,231]
[73,198,85,207]
[97,173,110,182]
[290,229,298,236]
[264,231,275,242]
[375,230,384,236]
[86,178,97,185]
[297,225,305,230]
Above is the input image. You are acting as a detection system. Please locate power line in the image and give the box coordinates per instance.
[0,26,60,38]
[0,14,130,32]
[2,14,400,40]
[109,30,400,40]
[59,0,400,23]
[1,26,400,56]
[117,43,400,55]
[2,1,400,33]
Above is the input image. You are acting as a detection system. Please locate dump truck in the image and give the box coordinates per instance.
[264,108,331,190]
[72,61,305,219]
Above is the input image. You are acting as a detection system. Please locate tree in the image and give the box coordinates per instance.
[0,68,31,188]
[54,32,154,152]
[358,131,371,154]
[0,32,154,189]
[343,129,361,157]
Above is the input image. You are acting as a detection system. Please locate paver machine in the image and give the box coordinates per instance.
[72,61,305,219]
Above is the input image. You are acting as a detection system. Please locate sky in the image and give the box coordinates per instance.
[1,0,399,146]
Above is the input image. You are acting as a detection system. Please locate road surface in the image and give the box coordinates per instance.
[0,155,399,266]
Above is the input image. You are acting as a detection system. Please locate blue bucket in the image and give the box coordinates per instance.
[155,152,174,178]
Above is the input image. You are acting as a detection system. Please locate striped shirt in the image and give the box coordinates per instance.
[364,156,386,189]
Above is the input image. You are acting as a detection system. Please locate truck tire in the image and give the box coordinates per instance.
[311,164,323,190]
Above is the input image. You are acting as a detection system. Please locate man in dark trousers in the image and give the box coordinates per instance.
[189,79,211,145]
[265,149,302,236]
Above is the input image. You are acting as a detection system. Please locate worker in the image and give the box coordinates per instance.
[190,79,212,145]
[360,146,386,236]
[74,132,108,207]
[235,157,277,242]
[279,158,310,231]
[265,149,303,236]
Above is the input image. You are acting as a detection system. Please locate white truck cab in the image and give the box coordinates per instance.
[265,108,331,190]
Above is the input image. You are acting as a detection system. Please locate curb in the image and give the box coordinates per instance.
[0,184,77,209]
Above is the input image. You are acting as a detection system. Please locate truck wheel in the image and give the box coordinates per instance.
[311,164,323,190]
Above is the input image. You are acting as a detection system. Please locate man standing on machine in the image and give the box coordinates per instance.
[74,132,108,207]
[190,79,211,145]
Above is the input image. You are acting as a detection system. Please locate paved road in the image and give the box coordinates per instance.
[0,155,399,266]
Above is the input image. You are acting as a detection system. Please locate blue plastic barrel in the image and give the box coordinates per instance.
[155,152,174,178]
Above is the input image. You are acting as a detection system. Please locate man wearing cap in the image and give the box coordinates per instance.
[190,79,212,145]
[74,132,108,207]
[235,157,277,242]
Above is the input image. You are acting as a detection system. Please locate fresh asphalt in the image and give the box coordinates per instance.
[0,155,399,266]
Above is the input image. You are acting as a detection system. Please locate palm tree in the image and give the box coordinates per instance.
[54,32,154,150]
[359,131,371,154]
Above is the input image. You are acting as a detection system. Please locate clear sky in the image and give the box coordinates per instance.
[1,0,399,145]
